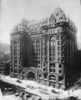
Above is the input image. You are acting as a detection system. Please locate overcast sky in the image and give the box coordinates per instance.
[0,0,81,45]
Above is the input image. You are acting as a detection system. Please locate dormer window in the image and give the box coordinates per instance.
[59,17,63,20]
[50,36,56,46]
[56,12,59,16]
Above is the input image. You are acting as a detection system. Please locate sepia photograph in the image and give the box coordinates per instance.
[0,0,81,100]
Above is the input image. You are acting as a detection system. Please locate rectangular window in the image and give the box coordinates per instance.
[58,46,60,51]
[58,41,60,45]
[59,64,62,68]
[53,57,55,61]
[50,69,52,72]
[53,69,55,72]
[39,74,41,77]
[58,57,61,62]
[50,58,52,61]
[59,76,63,81]
[57,35,60,40]
[58,52,60,56]
[59,70,62,73]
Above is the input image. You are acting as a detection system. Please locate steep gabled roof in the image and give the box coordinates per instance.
[11,7,76,34]
[49,7,67,23]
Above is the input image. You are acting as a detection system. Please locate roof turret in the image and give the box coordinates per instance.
[11,19,29,33]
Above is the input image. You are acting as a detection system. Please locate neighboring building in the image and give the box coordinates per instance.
[4,60,10,75]
[76,50,81,77]
[0,52,4,74]
[0,60,10,75]
[0,52,10,75]
[10,8,77,89]
[0,61,5,74]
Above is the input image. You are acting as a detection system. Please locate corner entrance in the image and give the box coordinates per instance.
[27,72,36,80]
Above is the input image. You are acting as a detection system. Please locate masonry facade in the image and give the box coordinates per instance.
[10,8,77,89]
[10,21,36,79]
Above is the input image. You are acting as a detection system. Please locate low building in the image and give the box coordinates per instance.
[0,61,5,74]
[4,60,10,75]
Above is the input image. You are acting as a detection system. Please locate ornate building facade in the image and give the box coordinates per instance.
[10,20,36,79]
[10,8,77,89]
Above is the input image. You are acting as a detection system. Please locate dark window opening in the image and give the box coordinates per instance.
[39,74,41,77]
[14,69,17,73]
[59,64,62,68]
[11,68,13,72]
[59,69,62,73]
[44,74,47,78]
[19,69,22,73]
[50,69,52,72]
[59,76,63,81]
[43,68,46,71]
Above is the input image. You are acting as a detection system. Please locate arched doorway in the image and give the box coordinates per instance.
[27,72,36,80]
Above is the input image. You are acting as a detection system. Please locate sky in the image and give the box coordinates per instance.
[0,0,81,46]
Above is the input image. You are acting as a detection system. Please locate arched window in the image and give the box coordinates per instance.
[36,40,40,44]
[32,40,35,44]
[50,36,56,46]
[14,69,17,73]
[27,72,36,80]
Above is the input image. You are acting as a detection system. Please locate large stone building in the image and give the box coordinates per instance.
[10,8,77,89]
[10,20,36,79]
